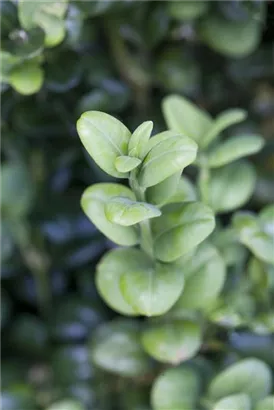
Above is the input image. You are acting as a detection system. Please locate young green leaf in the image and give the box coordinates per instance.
[105,197,161,226]
[77,111,131,178]
[167,0,209,21]
[128,121,153,159]
[213,394,251,410]
[96,248,139,316]
[162,95,212,144]
[9,61,44,95]
[208,161,256,213]
[207,134,264,167]
[171,243,226,311]
[153,202,215,262]
[35,10,66,48]
[202,109,247,148]
[138,135,197,188]
[90,319,151,377]
[114,156,141,173]
[151,365,201,410]
[208,358,272,403]
[163,176,197,205]
[120,258,184,317]
[141,320,202,363]
[81,183,138,246]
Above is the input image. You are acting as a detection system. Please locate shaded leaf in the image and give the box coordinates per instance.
[153,202,215,262]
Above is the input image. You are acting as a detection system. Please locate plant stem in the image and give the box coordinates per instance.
[103,18,151,116]
[129,171,154,259]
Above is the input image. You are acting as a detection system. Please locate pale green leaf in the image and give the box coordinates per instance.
[77,111,131,178]
[162,95,212,144]
[141,320,202,363]
[96,248,139,316]
[151,365,201,410]
[208,161,256,213]
[35,10,66,47]
[171,243,226,311]
[81,183,138,246]
[120,255,184,317]
[138,135,197,188]
[208,358,272,403]
[114,156,141,173]
[202,109,247,148]
[167,1,209,21]
[213,394,251,410]
[9,61,44,95]
[153,202,215,262]
[128,121,153,159]
[105,197,161,226]
[47,400,84,410]
[208,135,264,167]
[255,396,274,410]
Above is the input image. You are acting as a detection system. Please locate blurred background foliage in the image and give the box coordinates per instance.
[1,1,274,409]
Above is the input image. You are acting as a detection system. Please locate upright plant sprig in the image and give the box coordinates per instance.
[76,110,216,318]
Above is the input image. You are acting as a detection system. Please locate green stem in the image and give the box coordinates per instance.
[129,171,154,259]
[10,219,51,318]
[198,163,210,204]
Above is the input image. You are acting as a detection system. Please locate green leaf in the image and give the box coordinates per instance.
[208,358,272,403]
[207,135,264,167]
[77,111,131,178]
[0,51,21,82]
[213,394,251,410]
[171,243,226,311]
[105,197,161,226]
[35,10,66,47]
[164,176,197,205]
[47,400,84,410]
[141,320,202,363]
[146,172,181,206]
[151,365,201,410]
[120,256,185,317]
[255,396,274,410]
[138,134,197,188]
[128,121,153,159]
[18,1,67,47]
[167,1,209,21]
[1,162,33,218]
[81,183,138,246]
[233,209,274,265]
[5,27,45,59]
[114,156,141,173]
[198,16,262,58]
[162,95,212,144]
[9,61,44,95]
[202,109,247,148]
[208,161,256,213]
[90,319,151,377]
[153,202,215,262]
[96,249,140,316]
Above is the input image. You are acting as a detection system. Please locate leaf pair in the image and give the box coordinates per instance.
[81,183,161,246]
[77,111,198,188]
